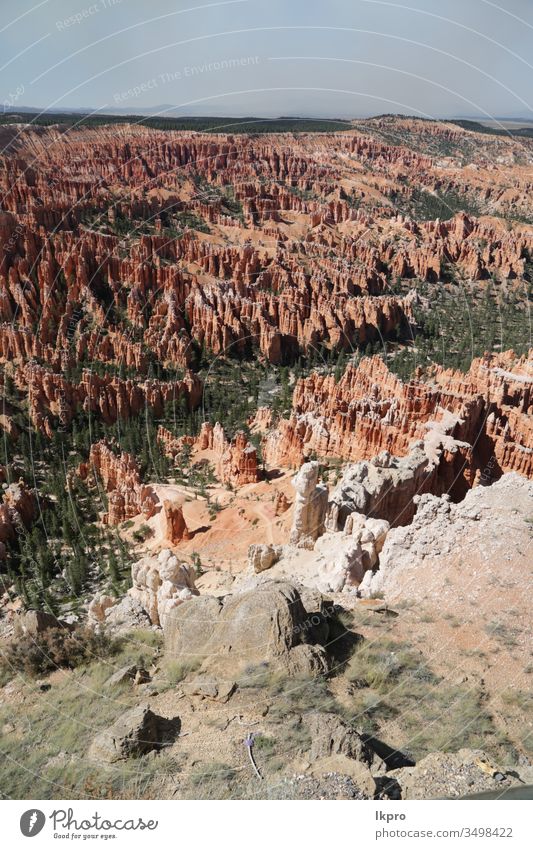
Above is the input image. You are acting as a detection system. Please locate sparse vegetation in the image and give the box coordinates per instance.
[132,524,154,543]
[342,638,515,761]
[188,763,239,797]
[500,690,533,712]
[0,626,118,681]
[484,621,519,648]
[159,657,202,687]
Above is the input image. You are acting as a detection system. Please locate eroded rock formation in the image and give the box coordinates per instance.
[358,472,533,601]
[158,421,261,487]
[164,580,329,677]
[160,500,190,545]
[129,549,198,627]
[314,514,390,593]
[0,480,36,558]
[263,351,533,514]
[248,543,283,573]
[78,440,158,525]
[3,118,531,424]
[289,461,329,549]
[13,364,202,438]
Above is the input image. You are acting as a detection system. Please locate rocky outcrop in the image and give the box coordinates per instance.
[15,609,72,636]
[160,500,190,544]
[359,472,533,599]
[273,490,290,515]
[88,704,180,763]
[104,664,150,689]
[218,430,261,487]
[247,543,283,573]
[314,514,390,593]
[164,580,329,677]
[289,462,328,548]
[305,712,373,766]
[158,421,261,487]
[88,593,116,624]
[263,351,533,505]
[100,595,152,632]
[389,749,523,800]
[129,549,198,627]
[78,440,158,524]
[0,480,36,557]
[325,438,471,528]
[14,363,202,437]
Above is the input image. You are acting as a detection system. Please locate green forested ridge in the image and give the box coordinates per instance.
[0,112,353,133]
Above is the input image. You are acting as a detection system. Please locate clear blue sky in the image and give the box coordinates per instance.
[2,0,533,119]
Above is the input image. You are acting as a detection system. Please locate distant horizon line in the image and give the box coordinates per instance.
[3,106,533,124]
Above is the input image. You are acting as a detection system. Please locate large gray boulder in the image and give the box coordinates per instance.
[17,609,73,636]
[88,704,180,763]
[285,644,330,677]
[164,581,329,677]
[163,595,222,659]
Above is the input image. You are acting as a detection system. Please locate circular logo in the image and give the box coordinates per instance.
[20,810,46,837]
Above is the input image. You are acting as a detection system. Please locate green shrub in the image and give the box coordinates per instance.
[0,626,118,679]
[132,524,153,543]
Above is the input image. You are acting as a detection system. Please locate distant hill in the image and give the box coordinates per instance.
[0,110,353,134]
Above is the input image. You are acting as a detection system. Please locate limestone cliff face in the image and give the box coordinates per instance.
[78,440,158,525]
[157,421,261,487]
[12,364,202,436]
[0,480,36,557]
[263,351,533,492]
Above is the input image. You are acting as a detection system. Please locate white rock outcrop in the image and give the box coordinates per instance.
[325,444,458,529]
[290,461,328,549]
[129,549,198,627]
[359,473,533,599]
[88,593,116,623]
[248,543,283,573]
[314,514,390,593]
